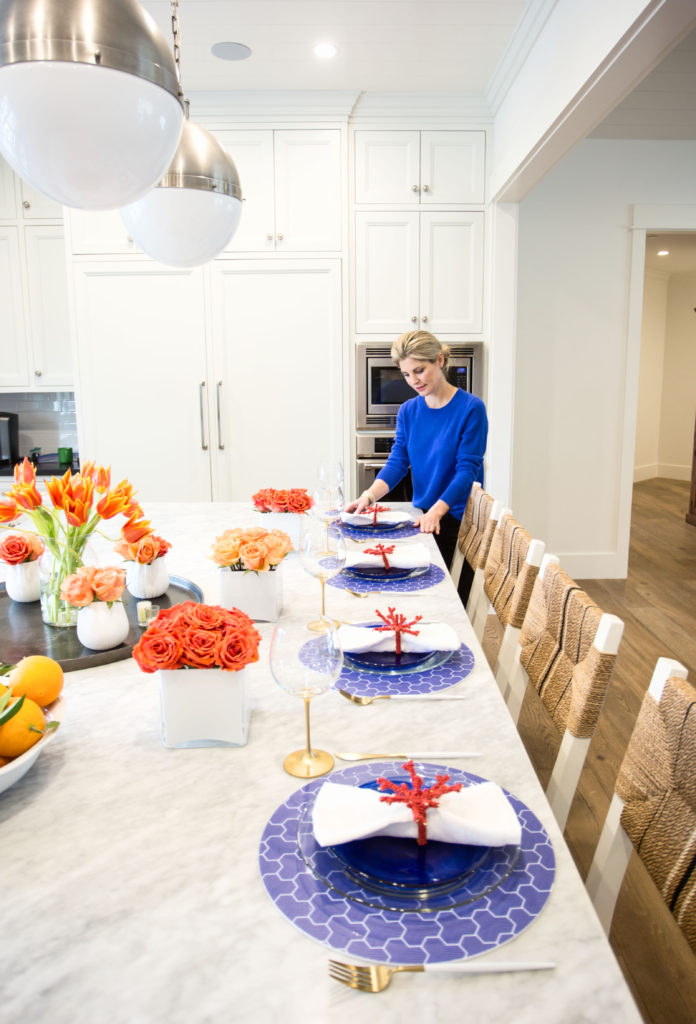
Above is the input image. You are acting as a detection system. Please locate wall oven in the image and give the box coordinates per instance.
[354,341,483,500]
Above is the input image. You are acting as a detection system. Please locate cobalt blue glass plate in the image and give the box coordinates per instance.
[346,564,428,580]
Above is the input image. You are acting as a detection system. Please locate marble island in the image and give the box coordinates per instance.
[1,503,641,1024]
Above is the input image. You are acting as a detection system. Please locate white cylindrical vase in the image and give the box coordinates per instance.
[126,556,170,599]
[5,559,41,602]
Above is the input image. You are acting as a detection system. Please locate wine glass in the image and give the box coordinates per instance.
[299,517,346,632]
[311,482,345,555]
[270,615,343,778]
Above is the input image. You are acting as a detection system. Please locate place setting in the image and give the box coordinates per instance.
[328,535,447,596]
[335,503,423,542]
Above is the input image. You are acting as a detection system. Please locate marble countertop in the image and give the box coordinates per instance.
[0,503,641,1024]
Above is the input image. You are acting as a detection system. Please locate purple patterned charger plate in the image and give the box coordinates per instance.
[328,563,446,594]
[338,642,475,697]
[259,762,556,964]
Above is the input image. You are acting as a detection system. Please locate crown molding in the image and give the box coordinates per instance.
[486,0,558,114]
[187,90,361,126]
[349,92,493,126]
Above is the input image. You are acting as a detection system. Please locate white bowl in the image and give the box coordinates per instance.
[0,695,63,796]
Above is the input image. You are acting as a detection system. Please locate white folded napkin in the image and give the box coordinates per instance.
[313,780,521,847]
[342,509,414,526]
[345,542,430,572]
[337,620,460,653]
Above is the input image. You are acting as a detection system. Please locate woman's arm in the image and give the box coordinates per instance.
[345,477,390,514]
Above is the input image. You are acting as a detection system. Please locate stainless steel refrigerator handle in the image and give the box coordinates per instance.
[216,380,224,450]
[199,381,208,451]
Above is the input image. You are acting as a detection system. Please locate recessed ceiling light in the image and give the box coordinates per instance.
[657,250,669,256]
[211,41,252,61]
[314,41,338,59]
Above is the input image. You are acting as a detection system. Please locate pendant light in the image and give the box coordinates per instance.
[0,0,185,210]
[119,1,242,268]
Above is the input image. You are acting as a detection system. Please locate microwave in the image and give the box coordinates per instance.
[0,412,19,469]
[356,341,483,430]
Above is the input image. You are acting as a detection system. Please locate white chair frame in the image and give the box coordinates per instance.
[464,500,508,625]
[585,657,689,934]
[470,517,544,645]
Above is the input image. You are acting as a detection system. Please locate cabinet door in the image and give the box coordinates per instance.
[24,226,72,387]
[67,208,140,255]
[71,263,211,500]
[18,180,63,220]
[354,212,419,334]
[0,157,17,219]
[420,131,486,204]
[218,130,275,253]
[420,212,484,334]
[0,226,29,387]
[354,131,420,204]
[209,259,343,500]
[274,130,341,251]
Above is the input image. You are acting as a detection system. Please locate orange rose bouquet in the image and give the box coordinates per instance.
[132,601,261,673]
[252,487,313,514]
[211,527,293,573]
[60,566,126,607]
[0,532,44,565]
[114,532,171,564]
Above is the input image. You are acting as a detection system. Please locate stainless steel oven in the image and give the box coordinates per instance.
[356,341,483,431]
[355,341,483,499]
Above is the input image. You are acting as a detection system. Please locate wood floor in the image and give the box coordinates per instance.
[486,478,696,1024]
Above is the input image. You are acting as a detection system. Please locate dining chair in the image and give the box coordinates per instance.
[504,559,624,830]
[469,513,544,650]
[586,658,695,952]
[450,481,500,590]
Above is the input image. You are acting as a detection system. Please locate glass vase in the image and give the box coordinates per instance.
[39,547,84,628]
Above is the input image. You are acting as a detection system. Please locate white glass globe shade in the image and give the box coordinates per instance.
[120,187,242,267]
[0,62,184,210]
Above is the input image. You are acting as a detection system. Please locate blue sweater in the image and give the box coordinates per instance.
[377,389,488,521]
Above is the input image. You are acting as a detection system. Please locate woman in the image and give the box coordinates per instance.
[348,330,488,588]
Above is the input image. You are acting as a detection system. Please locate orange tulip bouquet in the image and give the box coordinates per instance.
[1,458,141,627]
[211,527,293,622]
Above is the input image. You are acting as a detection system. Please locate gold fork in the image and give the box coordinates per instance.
[338,688,469,705]
[328,959,556,992]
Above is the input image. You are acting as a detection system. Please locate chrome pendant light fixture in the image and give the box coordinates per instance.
[119,1,242,268]
[0,0,185,210]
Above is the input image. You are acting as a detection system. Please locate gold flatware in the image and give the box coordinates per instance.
[344,588,383,597]
[328,958,556,993]
[335,750,480,761]
[338,688,469,706]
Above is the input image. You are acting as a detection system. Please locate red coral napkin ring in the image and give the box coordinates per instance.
[378,760,463,845]
[373,606,422,655]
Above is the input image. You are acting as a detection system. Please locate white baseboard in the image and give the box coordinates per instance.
[633,463,691,482]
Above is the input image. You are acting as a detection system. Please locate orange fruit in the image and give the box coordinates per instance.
[0,697,45,758]
[9,655,63,707]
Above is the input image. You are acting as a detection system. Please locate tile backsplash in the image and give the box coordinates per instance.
[0,392,78,457]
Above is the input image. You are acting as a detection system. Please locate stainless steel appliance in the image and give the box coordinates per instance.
[355,341,483,499]
[0,412,19,470]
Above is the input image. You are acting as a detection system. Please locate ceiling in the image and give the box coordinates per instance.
[645,233,696,275]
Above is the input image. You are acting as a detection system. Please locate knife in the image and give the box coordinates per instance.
[335,751,480,761]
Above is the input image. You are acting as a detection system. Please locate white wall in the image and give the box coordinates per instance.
[660,270,696,476]
[512,138,696,578]
[634,269,667,481]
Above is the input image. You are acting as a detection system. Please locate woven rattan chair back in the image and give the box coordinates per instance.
[457,483,496,571]
[483,514,541,629]
[518,561,618,740]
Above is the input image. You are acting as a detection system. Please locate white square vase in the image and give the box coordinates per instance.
[255,511,305,549]
[219,564,283,622]
[158,667,249,748]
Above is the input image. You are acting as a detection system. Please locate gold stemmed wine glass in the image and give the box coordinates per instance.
[269,615,343,778]
[311,483,344,555]
[299,516,346,632]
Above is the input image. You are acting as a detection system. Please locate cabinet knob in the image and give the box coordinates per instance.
[276,233,284,241]
[421,315,428,323]
[34,369,42,377]
[266,233,274,241]
[23,200,31,209]
[411,315,418,323]
[411,185,420,193]
[422,185,430,193]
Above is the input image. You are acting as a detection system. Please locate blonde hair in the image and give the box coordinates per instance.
[390,330,450,374]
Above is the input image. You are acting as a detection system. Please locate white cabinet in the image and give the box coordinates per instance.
[17,180,63,220]
[67,207,140,255]
[355,211,484,336]
[71,262,212,501]
[70,258,344,502]
[0,227,29,387]
[208,259,343,499]
[218,129,342,252]
[355,130,485,205]
[24,226,73,387]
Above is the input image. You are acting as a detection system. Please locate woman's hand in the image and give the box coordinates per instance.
[415,501,449,535]
[346,490,375,515]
